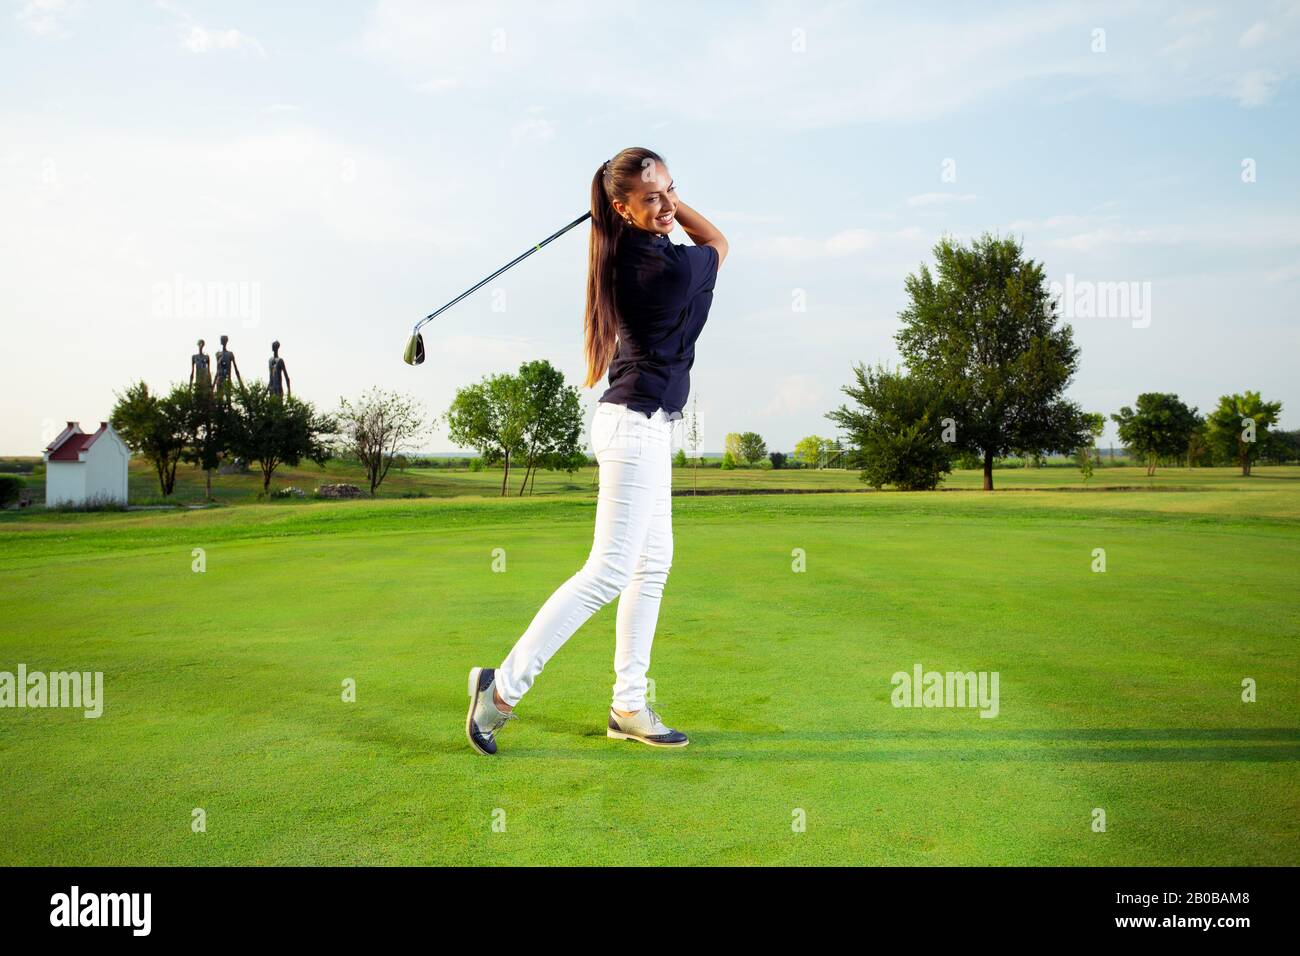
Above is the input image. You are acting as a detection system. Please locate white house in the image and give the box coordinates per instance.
[43,421,131,507]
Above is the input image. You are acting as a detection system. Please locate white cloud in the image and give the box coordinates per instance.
[415,77,461,94]
[1045,219,1300,253]
[1239,21,1270,48]
[358,1,1300,128]
[711,210,785,225]
[751,227,931,261]
[153,0,266,57]
[906,193,978,207]
[180,24,266,57]
[1047,227,1160,252]
[17,0,77,37]
[1005,213,1119,232]
[1161,31,1211,55]
[1165,9,1217,29]
[1233,69,1282,107]
[510,115,556,145]
[1264,262,1300,282]
[760,374,827,418]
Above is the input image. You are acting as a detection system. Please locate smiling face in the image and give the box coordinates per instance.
[612,161,676,236]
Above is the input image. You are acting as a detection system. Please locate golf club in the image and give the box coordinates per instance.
[403,211,594,366]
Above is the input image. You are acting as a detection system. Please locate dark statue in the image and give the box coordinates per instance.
[212,334,243,405]
[190,338,212,396]
[268,340,291,398]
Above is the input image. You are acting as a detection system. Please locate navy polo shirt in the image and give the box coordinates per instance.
[598,224,720,420]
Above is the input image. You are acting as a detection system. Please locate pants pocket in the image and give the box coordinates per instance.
[591,404,640,458]
[590,405,617,456]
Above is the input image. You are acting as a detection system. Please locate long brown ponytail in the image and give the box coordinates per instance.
[583,146,666,388]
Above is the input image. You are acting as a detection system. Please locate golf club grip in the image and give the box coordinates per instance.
[417,211,593,330]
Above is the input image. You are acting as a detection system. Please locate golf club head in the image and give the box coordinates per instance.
[403,332,426,366]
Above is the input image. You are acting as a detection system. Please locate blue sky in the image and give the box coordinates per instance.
[2,0,1297,455]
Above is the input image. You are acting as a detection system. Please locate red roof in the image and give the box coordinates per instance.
[47,421,110,461]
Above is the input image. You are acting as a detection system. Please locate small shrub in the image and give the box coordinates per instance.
[0,475,24,507]
[51,492,128,512]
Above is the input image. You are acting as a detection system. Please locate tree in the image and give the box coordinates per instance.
[111,380,188,497]
[686,394,703,493]
[736,432,767,466]
[827,362,953,491]
[175,385,232,501]
[336,387,429,497]
[794,435,834,469]
[227,382,337,493]
[723,433,744,466]
[894,233,1090,490]
[1186,420,1215,467]
[1205,391,1282,477]
[444,373,531,496]
[514,360,584,497]
[1074,412,1105,481]
[1111,393,1201,476]
[1261,428,1300,465]
[0,476,24,508]
[769,451,788,469]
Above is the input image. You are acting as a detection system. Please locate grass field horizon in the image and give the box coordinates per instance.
[2,469,1297,865]
[5,453,1297,506]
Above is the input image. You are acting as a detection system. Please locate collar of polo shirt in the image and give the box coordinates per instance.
[622,224,667,245]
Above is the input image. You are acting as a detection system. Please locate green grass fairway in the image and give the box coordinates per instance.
[2,478,1298,864]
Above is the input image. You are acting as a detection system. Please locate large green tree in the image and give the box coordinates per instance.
[227,382,337,493]
[110,380,189,497]
[793,435,836,469]
[444,371,535,496]
[894,233,1090,490]
[175,384,233,501]
[515,360,585,496]
[1110,393,1201,476]
[1261,428,1300,465]
[736,432,768,466]
[827,362,953,490]
[1205,391,1282,477]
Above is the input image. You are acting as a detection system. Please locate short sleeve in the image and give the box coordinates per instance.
[682,243,719,300]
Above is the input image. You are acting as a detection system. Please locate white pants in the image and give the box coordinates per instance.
[495,402,677,712]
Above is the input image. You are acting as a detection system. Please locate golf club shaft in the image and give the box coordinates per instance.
[413,211,593,333]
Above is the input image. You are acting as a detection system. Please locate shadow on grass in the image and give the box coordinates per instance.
[696,727,1300,742]
[508,725,1300,762]
[675,745,1300,762]
[413,716,1300,760]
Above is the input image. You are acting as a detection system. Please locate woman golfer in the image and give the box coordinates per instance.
[466,147,727,755]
